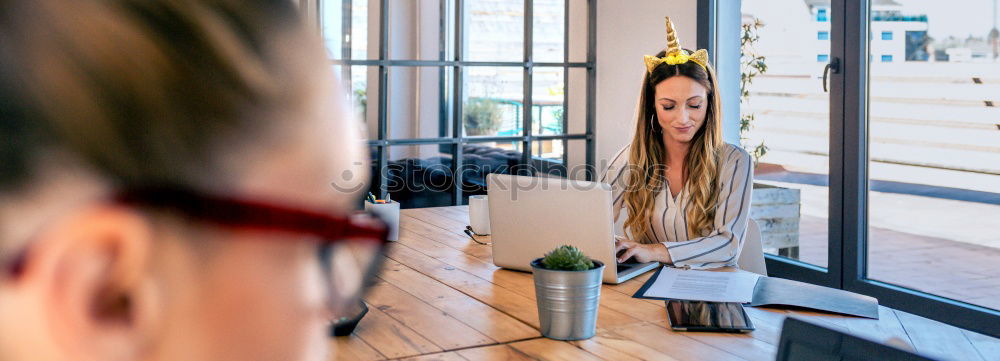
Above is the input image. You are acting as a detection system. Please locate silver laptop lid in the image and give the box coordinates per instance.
[486,173,620,282]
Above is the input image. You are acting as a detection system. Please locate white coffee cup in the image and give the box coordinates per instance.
[468,195,490,235]
[364,200,400,241]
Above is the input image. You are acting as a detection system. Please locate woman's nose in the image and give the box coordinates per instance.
[675,109,693,125]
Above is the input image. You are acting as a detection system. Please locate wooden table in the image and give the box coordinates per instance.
[332,206,999,361]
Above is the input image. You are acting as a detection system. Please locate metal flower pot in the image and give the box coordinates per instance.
[530,258,604,340]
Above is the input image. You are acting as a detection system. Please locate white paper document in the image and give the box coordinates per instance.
[641,267,762,303]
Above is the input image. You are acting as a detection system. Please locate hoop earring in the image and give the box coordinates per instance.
[649,114,659,133]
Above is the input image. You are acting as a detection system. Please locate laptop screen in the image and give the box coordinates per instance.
[776,318,936,361]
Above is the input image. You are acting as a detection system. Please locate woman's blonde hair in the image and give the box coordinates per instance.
[623,49,724,244]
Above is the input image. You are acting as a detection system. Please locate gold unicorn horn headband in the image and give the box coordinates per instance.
[643,17,709,72]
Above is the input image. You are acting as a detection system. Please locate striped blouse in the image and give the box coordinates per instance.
[602,143,754,270]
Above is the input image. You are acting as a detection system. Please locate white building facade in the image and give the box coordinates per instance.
[806,0,929,63]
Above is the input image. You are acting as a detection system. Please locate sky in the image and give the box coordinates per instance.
[894,0,999,38]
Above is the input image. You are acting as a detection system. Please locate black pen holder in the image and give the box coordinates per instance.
[330,301,369,337]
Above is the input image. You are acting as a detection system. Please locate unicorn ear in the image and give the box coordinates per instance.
[644,55,664,73]
[689,49,710,69]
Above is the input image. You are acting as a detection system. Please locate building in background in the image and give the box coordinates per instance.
[805,0,929,63]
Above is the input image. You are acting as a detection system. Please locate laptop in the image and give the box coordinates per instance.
[776,317,937,361]
[486,173,658,284]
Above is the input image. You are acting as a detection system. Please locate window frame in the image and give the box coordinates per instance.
[321,0,597,206]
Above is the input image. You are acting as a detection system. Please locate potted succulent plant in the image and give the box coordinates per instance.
[531,245,604,340]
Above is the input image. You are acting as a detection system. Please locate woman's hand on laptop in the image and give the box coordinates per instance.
[615,236,672,264]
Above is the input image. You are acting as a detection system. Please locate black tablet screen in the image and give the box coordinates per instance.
[665,300,754,331]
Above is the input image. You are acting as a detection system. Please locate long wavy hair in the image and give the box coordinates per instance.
[623,49,724,243]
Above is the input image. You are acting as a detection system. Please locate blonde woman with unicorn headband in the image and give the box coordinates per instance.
[606,17,754,269]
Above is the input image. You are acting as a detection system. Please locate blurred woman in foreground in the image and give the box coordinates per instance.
[0,0,383,360]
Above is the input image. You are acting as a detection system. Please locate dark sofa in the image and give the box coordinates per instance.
[368,144,526,209]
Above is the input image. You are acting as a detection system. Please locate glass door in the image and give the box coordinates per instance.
[846,0,1000,336]
[734,0,999,335]
[740,0,838,286]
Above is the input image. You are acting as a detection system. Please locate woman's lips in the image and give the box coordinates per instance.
[674,126,693,133]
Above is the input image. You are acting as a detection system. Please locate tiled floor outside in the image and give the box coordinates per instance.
[769,214,1000,311]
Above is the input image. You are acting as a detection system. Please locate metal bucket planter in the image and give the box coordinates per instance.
[530,258,604,340]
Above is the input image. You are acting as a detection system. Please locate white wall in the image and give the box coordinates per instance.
[594,0,699,169]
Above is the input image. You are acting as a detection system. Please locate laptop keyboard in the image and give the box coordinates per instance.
[617,263,640,273]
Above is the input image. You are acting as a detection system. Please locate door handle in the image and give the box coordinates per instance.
[823,57,840,93]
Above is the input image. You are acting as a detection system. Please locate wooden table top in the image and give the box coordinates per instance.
[332,206,999,361]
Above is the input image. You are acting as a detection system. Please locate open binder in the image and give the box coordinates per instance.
[633,267,880,319]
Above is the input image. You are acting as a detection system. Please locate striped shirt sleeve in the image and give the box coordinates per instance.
[664,146,754,269]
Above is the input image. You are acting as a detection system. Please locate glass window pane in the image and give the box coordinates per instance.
[531,139,587,180]
[388,0,447,60]
[388,67,452,139]
[334,65,378,140]
[532,139,563,166]
[532,67,564,135]
[533,0,565,62]
[463,0,524,62]
[386,144,454,208]
[463,67,523,137]
[364,146,381,205]
[742,0,831,267]
[460,141,525,201]
[322,0,376,60]
[867,0,1000,311]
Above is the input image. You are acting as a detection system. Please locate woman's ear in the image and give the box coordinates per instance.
[24,205,158,361]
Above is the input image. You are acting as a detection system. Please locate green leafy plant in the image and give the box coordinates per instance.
[354,88,367,120]
[463,97,504,136]
[740,18,769,165]
[541,245,595,271]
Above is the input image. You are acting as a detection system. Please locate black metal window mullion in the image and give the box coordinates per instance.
[340,0,353,96]
[830,1,868,288]
[340,0,351,61]
[451,0,465,205]
[438,0,449,140]
[521,0,534,176]
[827,0,849,291]
[585,0,596,181]
[376,0,389,200]
[560,0,569,168]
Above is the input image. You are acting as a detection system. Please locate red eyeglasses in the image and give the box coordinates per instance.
[2,185,390,319]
